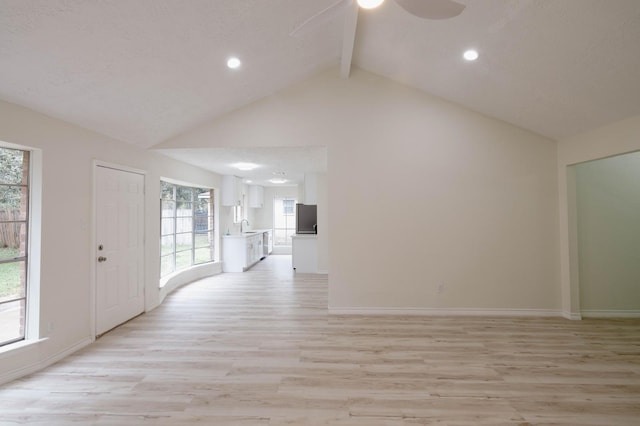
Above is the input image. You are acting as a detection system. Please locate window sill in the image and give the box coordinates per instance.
[0,337,48,359]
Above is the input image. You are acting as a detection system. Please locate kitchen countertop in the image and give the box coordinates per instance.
[223,229,272,238]
[292,234,317,238]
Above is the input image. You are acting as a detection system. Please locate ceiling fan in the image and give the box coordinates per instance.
[290,0,466,37]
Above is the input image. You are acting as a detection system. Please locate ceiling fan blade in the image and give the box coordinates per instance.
[290,0,353,37]
[394,0,466,20]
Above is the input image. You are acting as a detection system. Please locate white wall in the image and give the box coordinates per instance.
[575,152,640,314]
[159,68,560,314]
[317,172,328,274]
[0,99,222,384]
[557,114,640,318]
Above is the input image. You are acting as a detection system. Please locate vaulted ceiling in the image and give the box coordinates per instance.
[1,0,639,153]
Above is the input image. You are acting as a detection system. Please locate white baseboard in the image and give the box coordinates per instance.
[0,336,92,386]
[581,310,640,318]
[563,311,583,320]
[328,307,563,317]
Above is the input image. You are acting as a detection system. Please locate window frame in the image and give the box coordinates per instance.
[0,147,30,347]
[160,181,215,278]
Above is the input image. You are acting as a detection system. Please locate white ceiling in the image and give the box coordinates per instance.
[1,0,639,178]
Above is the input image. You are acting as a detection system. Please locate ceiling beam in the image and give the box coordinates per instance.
[340,1,359,79]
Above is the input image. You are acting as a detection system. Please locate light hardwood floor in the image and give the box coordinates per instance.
[1,255,639,425]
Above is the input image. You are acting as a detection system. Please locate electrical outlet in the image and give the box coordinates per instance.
[437,283,445,294]
[47,321,53,332]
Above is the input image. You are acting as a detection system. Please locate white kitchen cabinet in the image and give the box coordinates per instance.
[223,233,262,272]
[222,175,242,206]
[222,229,272,272]
[248,185,264,208]
[292,234,318,273]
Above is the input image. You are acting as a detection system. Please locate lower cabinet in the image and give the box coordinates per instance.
[223,231,270,272]
[292,235,318,273]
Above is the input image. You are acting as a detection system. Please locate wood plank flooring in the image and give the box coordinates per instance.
[1,255,639,425]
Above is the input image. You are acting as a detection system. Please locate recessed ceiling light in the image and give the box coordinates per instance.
[463,49,479,61]
[227,57,241,69]
[357,0,384,9]
[232,162,258,171]
[245,180,253,184]
[269,178,287,184]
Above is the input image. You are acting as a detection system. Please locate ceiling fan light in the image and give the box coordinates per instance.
[357,0,385,10]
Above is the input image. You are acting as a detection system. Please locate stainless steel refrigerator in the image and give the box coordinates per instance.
[296,203,317,234]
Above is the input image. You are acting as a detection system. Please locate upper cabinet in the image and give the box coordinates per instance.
[248,185,264,208]
[303,173,318,205]
[221,175,242,206]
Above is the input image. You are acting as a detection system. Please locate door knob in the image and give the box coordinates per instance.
[98,256,107,262]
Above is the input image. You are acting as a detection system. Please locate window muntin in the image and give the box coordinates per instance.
[0,147,30,347]
[160,181,214,278]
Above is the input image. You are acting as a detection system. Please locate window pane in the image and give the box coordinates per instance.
[175,233,193,251]
[195,197,210,215]
[0,260,25,303]
[161,182,175,201]
[283,199,295,215]
[161,254,174,277]
[161,218,174,236]
[176,201,192,213]
[0,299,26,344]
[0,186,28,218]
[194,232,212,248]
[195,213,211,232]
[160,236,174,256]
[161,200,175,218]
[0,223,27,259]
[194,247,213,265]
[176,187,193,202]
[176,217,193,233]
[0,148,28,185]
[233,205,243,223]
[176,250,192,270]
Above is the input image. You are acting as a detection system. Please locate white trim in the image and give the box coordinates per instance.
[27,149,43,340]
[0,338,47,358]
[328,307,563,317]
[160,175,215,189]
[0,337,92,386]
[581,310,640,318]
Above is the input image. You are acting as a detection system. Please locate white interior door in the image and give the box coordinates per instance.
[95,165,145,335]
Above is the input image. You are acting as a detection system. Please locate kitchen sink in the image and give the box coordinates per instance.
[243,231,258,234]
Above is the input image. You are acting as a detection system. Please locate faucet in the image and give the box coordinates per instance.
[240,219,249,233]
